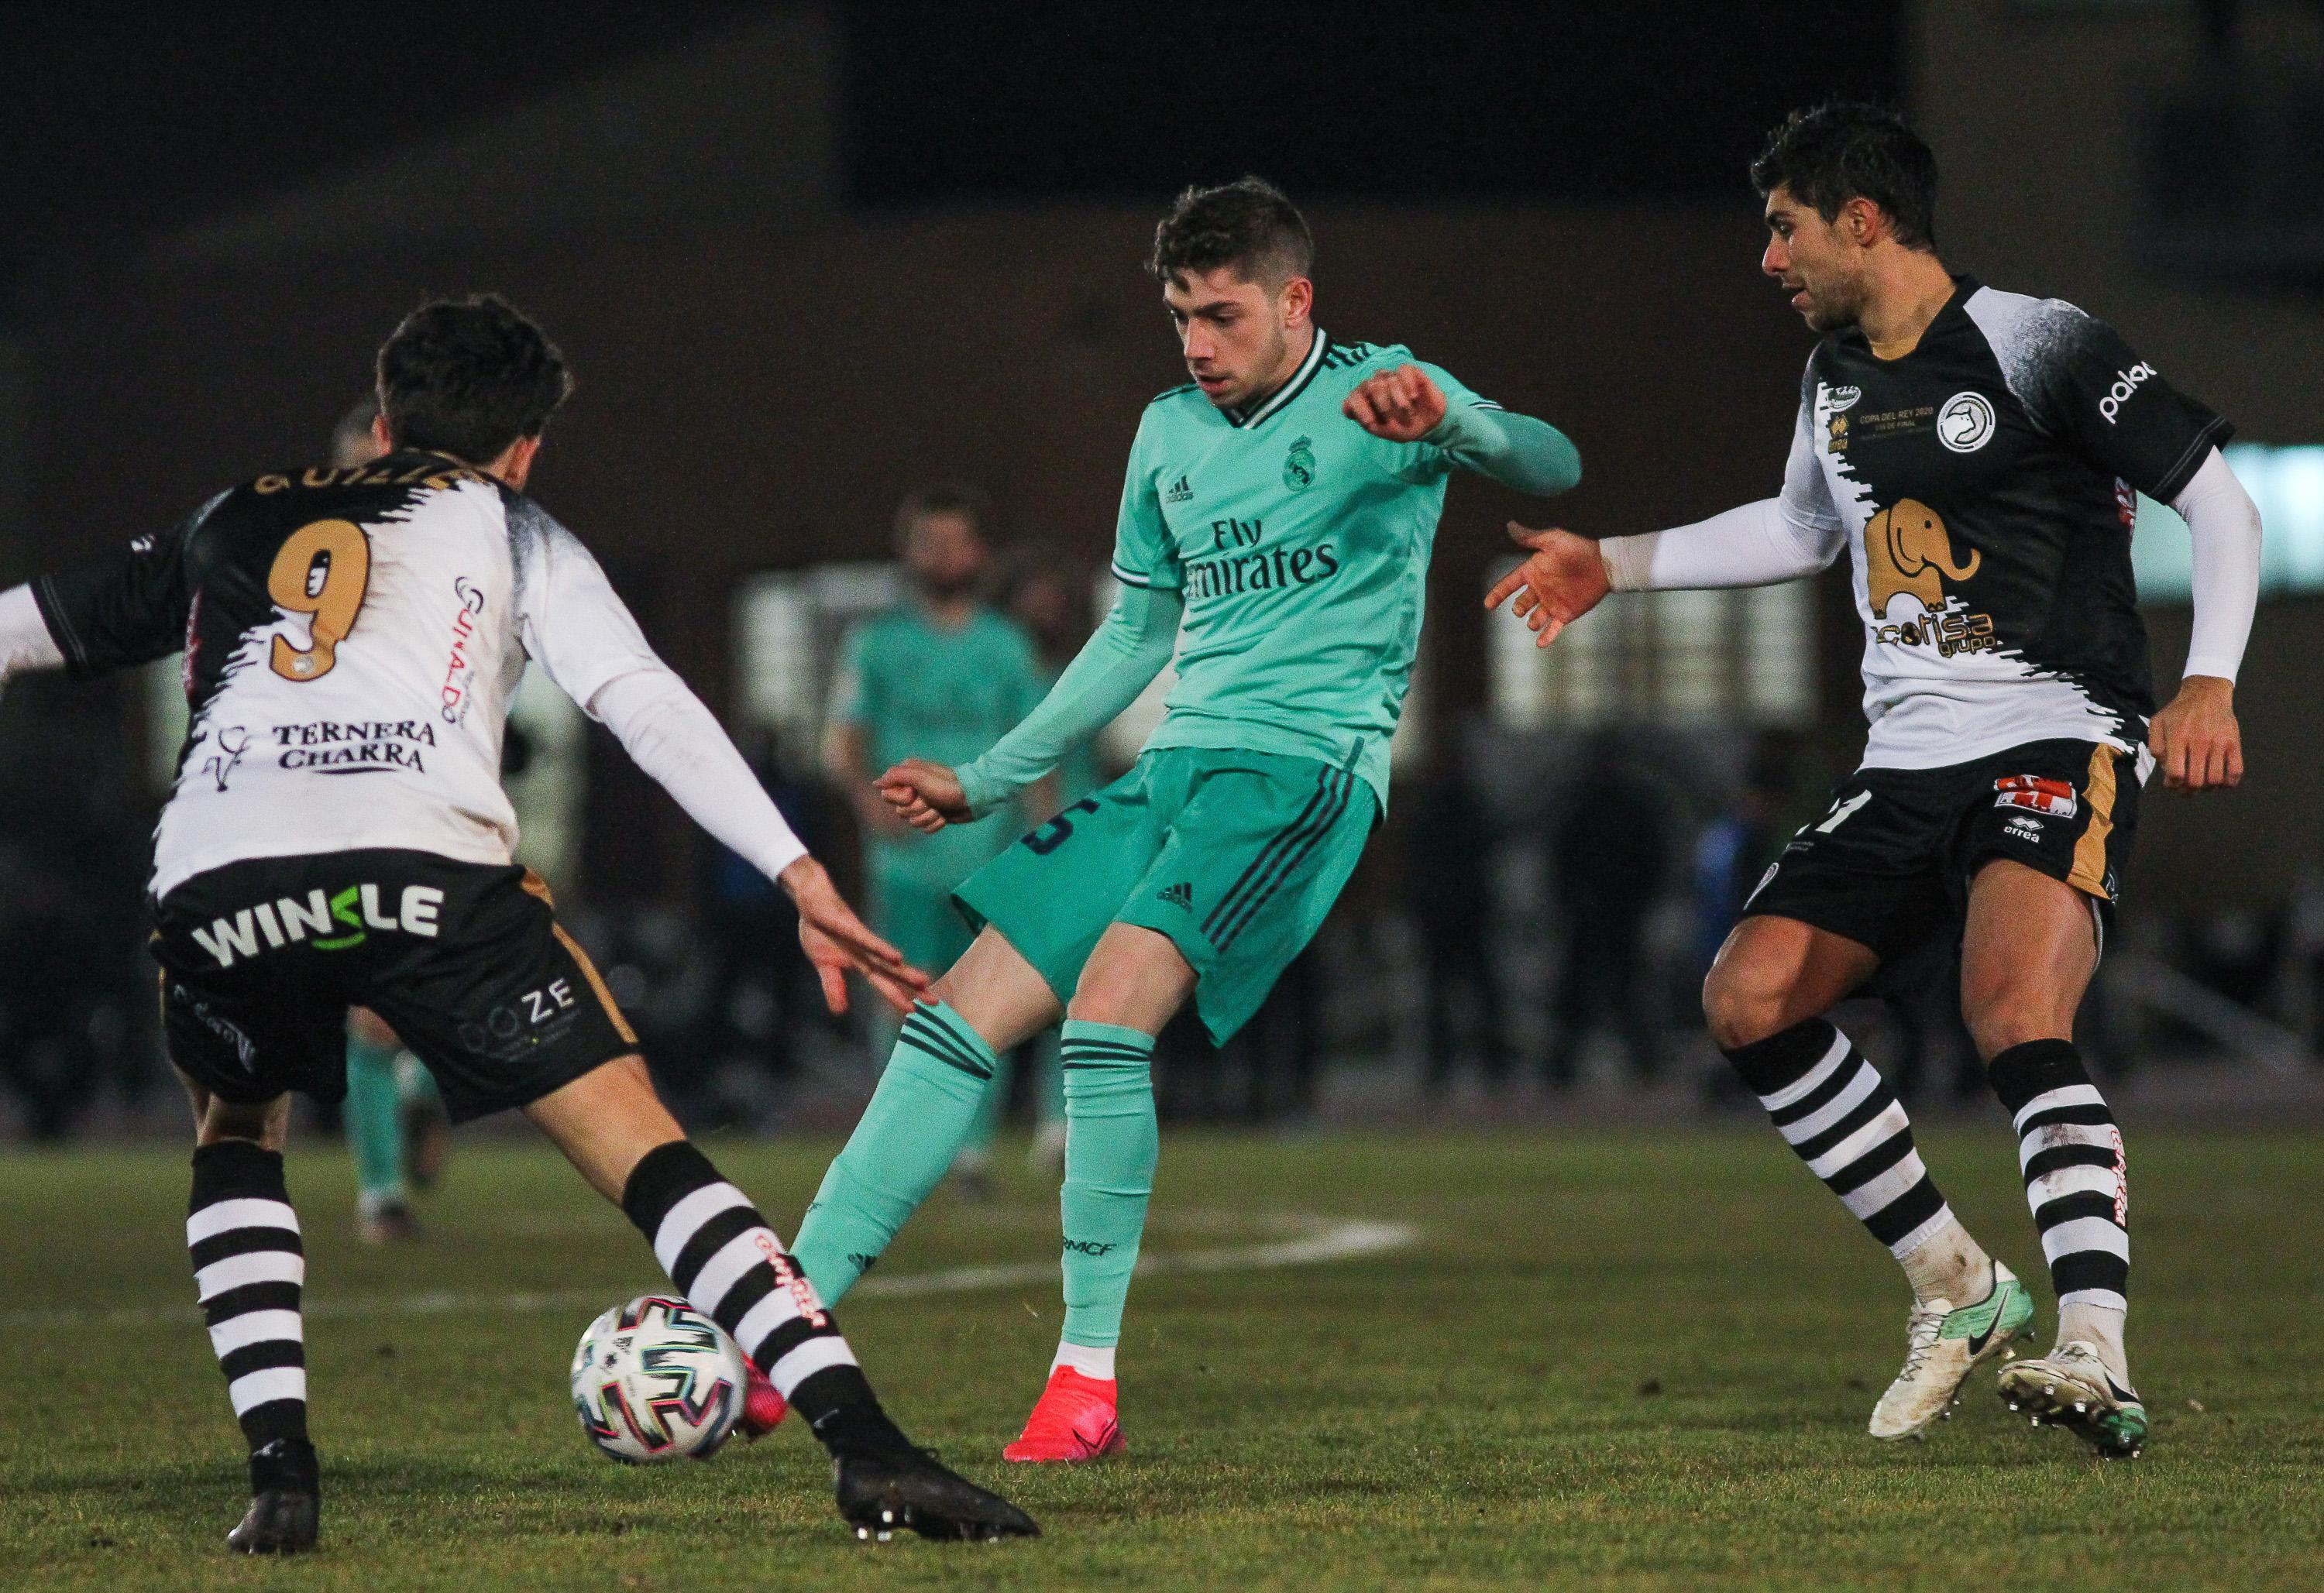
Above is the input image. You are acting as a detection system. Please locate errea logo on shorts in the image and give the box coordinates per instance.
[191,884,445,968]
[2099,362,2157,424]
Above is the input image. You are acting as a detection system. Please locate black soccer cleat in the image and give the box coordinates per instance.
[226,1437,319,1554]
[833,1444,1040,1542]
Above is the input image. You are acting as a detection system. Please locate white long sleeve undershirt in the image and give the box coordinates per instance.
[0,584,64,682]
[588,667,808,883]
[2170,448,2262,683]
[1598,498,1845,592]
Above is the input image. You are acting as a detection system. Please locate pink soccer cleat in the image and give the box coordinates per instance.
[1001,1367,1124,1464]
[739,1360,788,1440]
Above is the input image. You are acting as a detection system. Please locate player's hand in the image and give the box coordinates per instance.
[2147,675,2243,794]
[779,857,930,1015]
[1484,523,1612,648]
[851,784,913,840]
[876,758,972,834]
[1342,363,1447,443]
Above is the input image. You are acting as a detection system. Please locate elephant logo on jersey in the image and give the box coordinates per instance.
[1865,499,1982,617]
[1283,435,1316,492]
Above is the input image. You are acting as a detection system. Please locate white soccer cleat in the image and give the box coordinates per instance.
[1996,1339,2147,1458]
[1868,1262,2035,1440]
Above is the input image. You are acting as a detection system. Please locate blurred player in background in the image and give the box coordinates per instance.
[823,487,1052,1196]
[328,397,452,1244]
[794,177,1583,1462]
[1491,104,2261,1458]
[0,296,1035,1550]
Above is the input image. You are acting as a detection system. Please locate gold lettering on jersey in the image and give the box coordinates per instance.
[1865,498,1981,617]
[255,475,291,494]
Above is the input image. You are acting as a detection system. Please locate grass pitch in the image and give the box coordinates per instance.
[6,1121,2322,1591]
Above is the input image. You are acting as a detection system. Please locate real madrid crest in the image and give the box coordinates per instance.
[1284,434,1315,491]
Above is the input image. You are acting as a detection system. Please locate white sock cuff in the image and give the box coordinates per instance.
[1052,1341,1116,1381]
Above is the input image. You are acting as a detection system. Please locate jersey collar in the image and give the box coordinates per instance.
[1224,326,1328,430]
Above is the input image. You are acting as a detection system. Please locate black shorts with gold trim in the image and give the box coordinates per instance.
[1741,737,2139,967]
[151,849,638,1124]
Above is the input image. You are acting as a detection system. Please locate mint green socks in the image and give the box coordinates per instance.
[794,1000,999,1304]
[343,1030,405,1210]
[1058,1021,1159,1351]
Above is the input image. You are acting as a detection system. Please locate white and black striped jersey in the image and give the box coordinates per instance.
[1780,276,2231,770]
[33,451,660,896]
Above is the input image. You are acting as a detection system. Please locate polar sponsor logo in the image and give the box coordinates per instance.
[2099,362,2156,424]
[273,719,438,774]
[1993,774,2079,819]
[1824,383,1862,412]
[190,884,445,968]
[441,578,486,723]
[173,985,258,1069]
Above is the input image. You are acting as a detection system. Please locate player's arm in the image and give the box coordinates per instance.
[0,584,66,691]
[2016,301,2251,794]
[514,513,927,1012]
[2147,447,2260,792]
[1486,400,1845,647]
[882,582,1181,832]
[0,494,215,689]
[820,637,909,840]
[1343,363,1582,497]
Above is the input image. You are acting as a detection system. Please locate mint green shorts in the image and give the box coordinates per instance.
[954,747,1376,1043]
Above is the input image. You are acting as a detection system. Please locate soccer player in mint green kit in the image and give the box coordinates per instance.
[792,177,1582,1461]
[824,486,1051,1192]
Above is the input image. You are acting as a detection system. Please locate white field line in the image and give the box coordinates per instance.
[3,1213,1418,1331]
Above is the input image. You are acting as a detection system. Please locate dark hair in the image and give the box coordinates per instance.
[1147,176,1314,287]
[893,482,992,546]
[375,294,573,464]
[1750,102,1938,251]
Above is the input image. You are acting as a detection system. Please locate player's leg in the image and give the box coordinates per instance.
[999,924,1190,1464]
[522,1053,1037,1538]
[1026,1028,1068,1176]
[342,1009,414,1242]
[1963,859,2144,1454]
[796,771,1164,1303]
[1006,753,1373,1464]
[1706,896,2030,1439]
[178,1078,321,1555]
[791,927,1063,1302]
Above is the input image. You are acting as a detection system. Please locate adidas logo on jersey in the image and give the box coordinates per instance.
[191,884,445,968]
[1156,882,1193,910]
[1164,474,1193,504]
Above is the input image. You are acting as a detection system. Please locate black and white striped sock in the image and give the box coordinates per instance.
[187,1142,308,1451]
[1989,1039,2128,1344]
[621,1141,882,1437]
[1726,1019,1958,1263]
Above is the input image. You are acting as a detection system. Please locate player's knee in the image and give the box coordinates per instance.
[1701,960,1790,1052]
[1960,977,2067,1060]
[196,1093,289,1151]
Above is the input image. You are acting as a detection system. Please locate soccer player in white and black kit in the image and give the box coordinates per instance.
[1490,105,2261,1457]
[0,297,1037,1549]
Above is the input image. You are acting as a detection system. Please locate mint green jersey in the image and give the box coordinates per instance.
[1111,331,1495,809]
[830,603,1047,884]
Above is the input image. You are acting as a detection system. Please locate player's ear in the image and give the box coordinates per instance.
[1843,196,1882,249]
[1279,275,1314,329]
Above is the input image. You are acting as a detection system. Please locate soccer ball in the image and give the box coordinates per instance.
[570,1295,749,1463]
